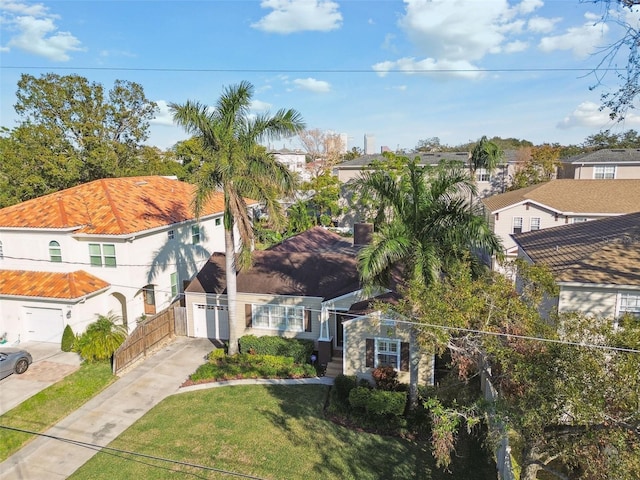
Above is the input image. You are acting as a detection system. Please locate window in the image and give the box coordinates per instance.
[375,338,401,369]
[530,217,541,231]
[594,165,615,179]
[170,272,178,297]
[572,217,588,224]
[252,304,305,331]
[0,240,3,260]
[619,293,640,318]
[89,243,117,267]
[167,229,174,240]
[513,217,523,234]
[215,218,221,227]
[475,168,490,182]
[49,241,62,262]
[191,225,201,244]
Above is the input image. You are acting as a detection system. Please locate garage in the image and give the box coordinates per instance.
[193,304,229,340]
[25,306,64,343]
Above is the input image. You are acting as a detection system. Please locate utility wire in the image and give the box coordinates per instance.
[0,65,620,74]
[0,425,268,480]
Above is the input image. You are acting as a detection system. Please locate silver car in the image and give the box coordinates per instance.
[0,348,33,380]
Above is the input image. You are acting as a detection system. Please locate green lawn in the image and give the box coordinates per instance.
[70,384,495,480]
[0,361,114,461]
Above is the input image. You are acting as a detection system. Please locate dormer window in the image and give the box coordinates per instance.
[49,241,62,262]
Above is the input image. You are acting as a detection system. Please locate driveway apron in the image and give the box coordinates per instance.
[0,336,214,480]
[0,342,81,416]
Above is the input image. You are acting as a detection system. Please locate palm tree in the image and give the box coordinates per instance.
[469,135,504,201]
[170,81,304,355]
[75,313,128,362]
[353,158,503,405]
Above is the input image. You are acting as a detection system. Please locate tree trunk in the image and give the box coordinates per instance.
[408,326,420,409]
[224,226,239,355]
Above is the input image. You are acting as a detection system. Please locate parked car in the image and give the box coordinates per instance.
[0,348,33,380]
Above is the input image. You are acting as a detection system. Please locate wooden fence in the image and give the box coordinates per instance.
[112,303,186,375]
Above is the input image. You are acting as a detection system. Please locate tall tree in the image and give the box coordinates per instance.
[469,135,503,186]
[170,81,304,355]
[297,128,345,177]
[510,144,562,190]
[352,158,503,405]
[404,264,640,479]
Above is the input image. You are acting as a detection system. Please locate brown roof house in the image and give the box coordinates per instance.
[184,226,434,384]
[0,176,231,344]
[512,212,640,319]
[482,179,640,274]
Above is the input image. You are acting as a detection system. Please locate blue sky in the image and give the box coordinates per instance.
[1,0,640,152]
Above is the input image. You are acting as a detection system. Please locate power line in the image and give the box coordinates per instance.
[0,425,268,480]
[0,65,619,74]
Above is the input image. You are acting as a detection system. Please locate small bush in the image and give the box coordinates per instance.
[366,390,407,417]
[61,324,75,352]
[238,335,314,364]
[371,365,399,391]
[348,386,372,411]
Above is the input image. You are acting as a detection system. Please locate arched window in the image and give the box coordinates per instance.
[49,241,62,262]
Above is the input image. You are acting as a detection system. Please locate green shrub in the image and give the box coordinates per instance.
[238,335,314,364]
[61,324,75,352]
[366,390,407,416]
[348,386,371,411]
[333,374,356,402]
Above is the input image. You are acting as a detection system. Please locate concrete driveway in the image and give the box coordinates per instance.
[0,336,215,480]
[0,342,81,416]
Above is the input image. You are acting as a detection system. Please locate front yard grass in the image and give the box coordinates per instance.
[0,361,114,461]
[69,384,495,480]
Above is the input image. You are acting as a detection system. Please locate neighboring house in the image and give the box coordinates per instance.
[183,226,434,385]
[333,151,519,198]
[0,176,232,344]
[558,148,640,180]
[271,149,310,182]
[482,179,640,271]
[511,212,640,319]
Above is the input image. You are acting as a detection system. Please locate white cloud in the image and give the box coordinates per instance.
[293,77,331,93]
[504,40,528,53]
[252,0,342,34]
[539,13,608,58]
[151,100,174,126]
[251,99,272,111]
[527,16,560,34]
[372,57,483,80]
[1,1,83,61]
[99,49,136,58]
[516,0,543,15]
[555,101,640,129]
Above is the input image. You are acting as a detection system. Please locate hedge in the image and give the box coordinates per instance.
[349,387,407,417]
[238,335,314,365]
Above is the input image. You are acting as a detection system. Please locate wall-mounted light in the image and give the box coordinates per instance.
[66,309,72,319]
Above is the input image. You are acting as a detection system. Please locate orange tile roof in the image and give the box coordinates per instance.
[0,270,110,299]
[0,176,231,235]
[482,179,640,214]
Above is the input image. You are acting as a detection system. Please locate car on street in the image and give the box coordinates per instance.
[0,348,33,380]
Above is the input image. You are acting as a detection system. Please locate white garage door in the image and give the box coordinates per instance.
[25,307,64,343]
[193,304,229,340]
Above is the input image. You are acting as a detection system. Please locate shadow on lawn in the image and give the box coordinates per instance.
[261,384,495,480]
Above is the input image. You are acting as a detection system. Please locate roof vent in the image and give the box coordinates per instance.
[135,181,148,186]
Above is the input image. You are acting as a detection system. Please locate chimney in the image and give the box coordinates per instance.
[353,223,374,246]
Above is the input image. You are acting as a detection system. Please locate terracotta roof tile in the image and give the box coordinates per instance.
[0,270,110,299]
[512,212,640,286]
[0,176,232,235]
[482,179,640,214]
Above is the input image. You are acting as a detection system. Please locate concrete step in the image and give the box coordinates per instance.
[324,358,344,378]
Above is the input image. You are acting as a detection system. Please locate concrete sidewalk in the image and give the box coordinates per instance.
[0,336,215,480]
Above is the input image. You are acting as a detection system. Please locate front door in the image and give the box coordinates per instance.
[334,311,347,348]
[143,285,156,315]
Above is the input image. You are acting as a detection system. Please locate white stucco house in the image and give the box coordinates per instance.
[512,212,640,319]
[0,176,235,344]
